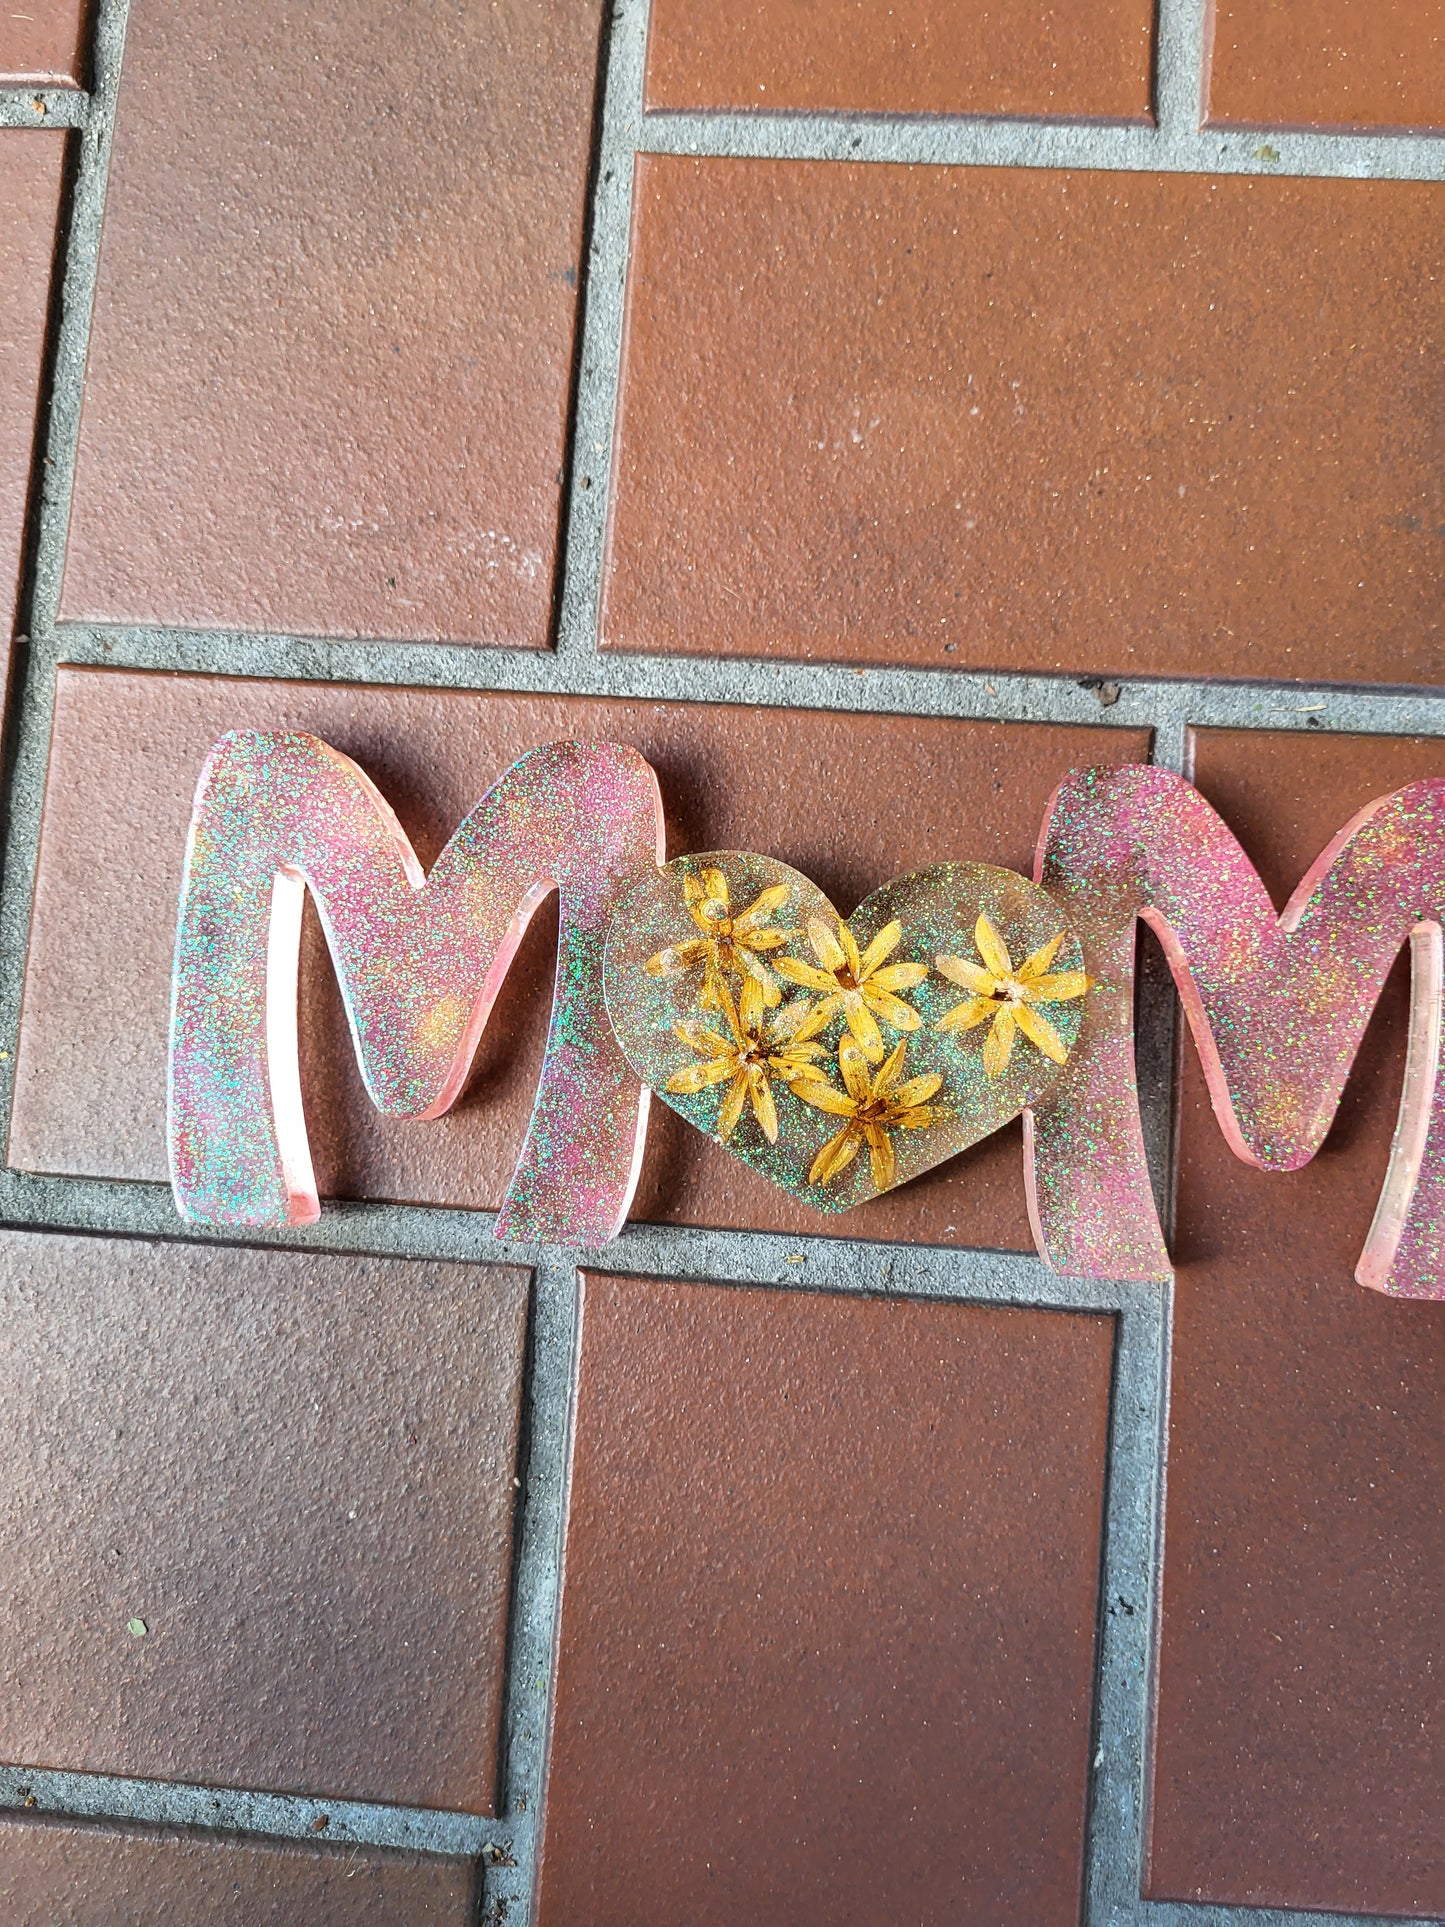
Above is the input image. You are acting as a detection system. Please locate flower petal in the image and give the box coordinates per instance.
[856,920,902,981]
[699,868,730,910]
[737,971,766,1035]
[683,873,704,906]
[838,1036,875,1103]
[864,1121,896,1190]
[771,1044,826,1079]
[838,921,864,980]
[843,997,885,1063]
[740,929,790,952]
[666,1057,737,1094]
[772,997,830,1045]
[1018,931,1065,979]
[646,938,709,977]
[982,1005,1016,1076]
[873,1039,909,1095]
[711,976,743,1040]
[891,1072,943,1109]
[748,1065,779,1143]
[716,1070,749,1141]
[869,961,929,992]
[1015,1003,1070,1065]
[734,883,790,930]
[895,1105,941,1129]
[776,957,840,995]
[1025,970,1091,1004]
[673,1021,735,1056]
[934,953,997,996]
[936,995,995,1033]
[795,1078,858,1118]
[806,917,847,973]
[864,987,922,1031]
[973,914,1014,979]
[810,1124,862,1185]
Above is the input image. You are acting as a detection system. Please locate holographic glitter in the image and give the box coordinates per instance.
[168,733,663,1244]
[1031,765,1445,1300]
[603,853,1085,1211]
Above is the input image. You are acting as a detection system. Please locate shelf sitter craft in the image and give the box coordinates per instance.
[167,733,1445,1300]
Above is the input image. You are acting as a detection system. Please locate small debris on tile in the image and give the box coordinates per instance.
[1077,676,1121,708]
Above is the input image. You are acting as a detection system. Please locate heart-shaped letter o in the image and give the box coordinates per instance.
[603,853,1089,1212]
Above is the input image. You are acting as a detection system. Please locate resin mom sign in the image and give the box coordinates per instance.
[168,733,1445,1299]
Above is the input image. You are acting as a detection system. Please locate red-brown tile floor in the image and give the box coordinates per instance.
[0,0,1440,1922]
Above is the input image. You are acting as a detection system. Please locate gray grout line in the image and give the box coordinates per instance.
[1153,0,1209,140]
[0,1764,507,1858]
[1085,1289,1170,1926]
[482,1254,580,1926]
[0,89,89,128]
[635,108,1445,182]
[0,1169,1160,1315]
[23,3,126,641]
[1139,1902,1441,1926]
[23,624,1445,733]
[0,0,125,1172]
[551,0,646,665]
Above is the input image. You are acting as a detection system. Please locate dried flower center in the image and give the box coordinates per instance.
[834,966,859,991]
[986,975,1027,1006]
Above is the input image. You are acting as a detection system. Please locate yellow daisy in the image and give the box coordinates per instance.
[775,916,928,1063]
[935,914,1089,1076]
[646,868,793,1011]
[665,979,832,1144]
[795,1036,943,1191]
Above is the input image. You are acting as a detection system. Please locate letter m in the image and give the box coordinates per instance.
[168,733,663,1245]
[1031,766,1445,1300]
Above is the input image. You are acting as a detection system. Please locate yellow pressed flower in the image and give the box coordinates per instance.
[775,915,928,1063]
[645,868,792,1011]
[795,1036,943,1191]
[664,978,832,1144]
[935,914,1089,1076]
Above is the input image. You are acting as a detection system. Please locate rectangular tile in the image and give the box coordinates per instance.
[538,1274,1115,1926]
[0,1228,528,1814]
[58,0,604,643]
[0,1813,478,1925]
[605,157,1442,688]
[1148,728,1445,1916]
[644,0,1153,120]
[0,0,86,86]
[0,134,65,645]
[12,668,1147,1250]
[1207,0,1445,132]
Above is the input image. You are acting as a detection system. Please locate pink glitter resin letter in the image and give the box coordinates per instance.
[169,734,663,1244]
[1030,766,1445,1300]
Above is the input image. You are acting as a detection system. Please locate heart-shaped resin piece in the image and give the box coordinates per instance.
[603,853,1088,1212]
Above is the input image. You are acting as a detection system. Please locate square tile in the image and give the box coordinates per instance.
[0,1228,528,1814]
[58,0,604,643]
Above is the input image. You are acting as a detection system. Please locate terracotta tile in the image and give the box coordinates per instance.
[0,1813,477,1925]
[538,1274,1113,1925]
[0,134,65,651]
[1207,0,1445,133]
[605,157,1443,687]
[0,1227,528,1814]
[644,0,1153,120]
[1148,729,1445,1915]
[0,0,86,86]
[13,667,1146,1250]
[57,0,603,643]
